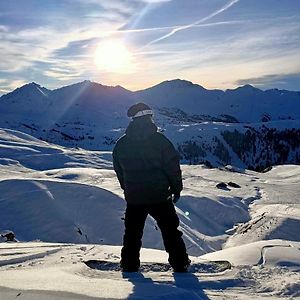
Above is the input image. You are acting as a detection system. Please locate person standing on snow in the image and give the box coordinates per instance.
[113,102,190,272]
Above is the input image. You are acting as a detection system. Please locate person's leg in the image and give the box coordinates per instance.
[149,202,190,271]
[121,204,148,271]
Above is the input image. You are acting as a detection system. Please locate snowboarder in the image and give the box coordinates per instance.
[113,102,190,272]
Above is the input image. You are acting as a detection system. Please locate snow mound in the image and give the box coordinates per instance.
[0,179,125,244]
[201,239,300,270]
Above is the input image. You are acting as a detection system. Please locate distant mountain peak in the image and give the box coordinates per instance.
[238,84,261,91]
[166,78,201,86]
[0,82,51,101]
[53,80,95,92]
[30,81,40,86]
[75,80,93,86]
[114,85,131,92]
[20,82,41,89]
[168,78,193,84]
[242,84,259,89]
[226,84,262,94]
[149,79,206,90]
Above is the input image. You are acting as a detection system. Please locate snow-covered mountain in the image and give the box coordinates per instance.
[0,79,300,170]
[137,79,300,123]
[2,79,299,125]
[0,80,134,128]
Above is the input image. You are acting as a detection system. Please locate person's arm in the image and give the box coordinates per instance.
[161,136,183,197]
[112,148,125,190]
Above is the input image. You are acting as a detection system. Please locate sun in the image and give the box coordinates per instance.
[94,40,134,74]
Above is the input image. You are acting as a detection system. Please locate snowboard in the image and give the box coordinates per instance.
[84,259,231,273]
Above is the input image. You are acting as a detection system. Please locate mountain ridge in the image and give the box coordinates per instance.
[0,78,300,170]
[0,78,300,98]
[1,78,299,122]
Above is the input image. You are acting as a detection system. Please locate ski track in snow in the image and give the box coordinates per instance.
[0,247,62,267]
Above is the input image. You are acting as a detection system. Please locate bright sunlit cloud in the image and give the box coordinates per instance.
[94,40,135,74]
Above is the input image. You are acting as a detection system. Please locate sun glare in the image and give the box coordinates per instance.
[94,40,134,74]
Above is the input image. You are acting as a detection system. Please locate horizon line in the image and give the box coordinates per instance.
[1,78,299,97]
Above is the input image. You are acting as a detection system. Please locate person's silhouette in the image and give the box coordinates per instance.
[113,103,190,272]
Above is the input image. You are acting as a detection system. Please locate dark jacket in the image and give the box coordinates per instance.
[113,116,183,204]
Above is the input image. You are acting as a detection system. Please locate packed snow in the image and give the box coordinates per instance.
[0,128,299,299]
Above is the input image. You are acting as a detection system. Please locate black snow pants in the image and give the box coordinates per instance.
[121,200,189,270]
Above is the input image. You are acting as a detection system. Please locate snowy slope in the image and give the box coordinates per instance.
[0,128,252,255]
[0,128,300,299]
[225,165,300,248]
[1,128,299,254]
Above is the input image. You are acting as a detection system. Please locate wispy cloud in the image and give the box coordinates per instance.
[144,0,240,47]
[125,16,300,91]
[236,73,300,90]
[1,0,300,94]
[141,0,172,2]
[115,20,245,35]
[0,79,27,94]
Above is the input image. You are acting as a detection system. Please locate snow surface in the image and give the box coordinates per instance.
[0,128,300,299]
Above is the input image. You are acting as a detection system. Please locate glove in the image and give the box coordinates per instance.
[172,193,180,204]
[168,188,180,203]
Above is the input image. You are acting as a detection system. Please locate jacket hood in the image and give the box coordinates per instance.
[125,116,157,141]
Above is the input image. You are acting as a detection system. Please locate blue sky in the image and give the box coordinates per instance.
[0,0,300,94]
